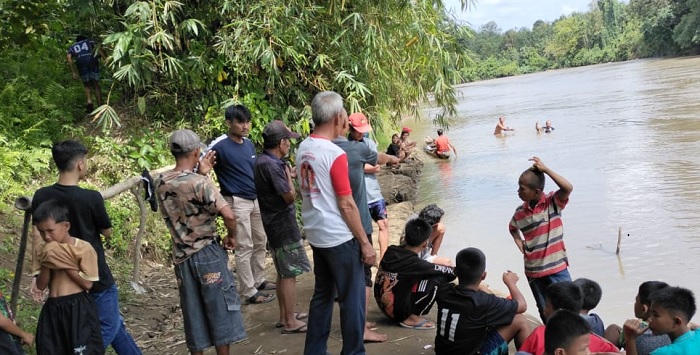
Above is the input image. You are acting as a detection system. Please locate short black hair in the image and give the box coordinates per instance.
[545,309,591,354]
[76,34,88,42]
[546,281,584,313]
[404,218,432,247]
[225,104,252,123]
[573,278,602,311]
[418,204,444,226]
[52,140,88,172]
[454,248,486,285]
[521,168,545,190]
[33,200,70,225]
[437,129,444,136]
[638,281,669,306]
[649,286,696,322]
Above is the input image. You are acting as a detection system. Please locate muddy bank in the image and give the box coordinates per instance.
[120,154,540,354]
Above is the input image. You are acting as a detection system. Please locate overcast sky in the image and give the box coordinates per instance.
[443,0,597,31]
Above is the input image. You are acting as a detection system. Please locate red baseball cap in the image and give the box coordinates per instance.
[348,113,372,133]
[401,127,413,133]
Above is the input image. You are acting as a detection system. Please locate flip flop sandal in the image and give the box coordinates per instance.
[275,312,308,328]
[257,280,276,291]
[399,319,435,330]
[281,324,307,334]
[247,291,275,304]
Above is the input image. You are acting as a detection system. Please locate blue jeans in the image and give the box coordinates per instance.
[527,268,572,323]
[304,239,366,355]
[91,284,142,354]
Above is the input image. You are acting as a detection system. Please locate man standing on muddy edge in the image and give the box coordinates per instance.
[297,91,376,355]
[155,129,247,354]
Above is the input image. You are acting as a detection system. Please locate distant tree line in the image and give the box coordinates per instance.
[454,0,700,82]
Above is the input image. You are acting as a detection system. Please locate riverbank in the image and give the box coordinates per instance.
[116,154,539,354]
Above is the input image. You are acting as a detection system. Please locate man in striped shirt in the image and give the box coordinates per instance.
[509,157,573,323]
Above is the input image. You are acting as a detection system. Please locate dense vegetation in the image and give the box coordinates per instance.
[460,0,700,81]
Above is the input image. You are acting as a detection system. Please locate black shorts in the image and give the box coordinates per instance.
[36,292,104,355]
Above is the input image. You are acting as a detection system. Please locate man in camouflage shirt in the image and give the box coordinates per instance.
[155,129,247,354]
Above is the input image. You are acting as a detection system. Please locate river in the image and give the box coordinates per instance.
[412,56,700,325]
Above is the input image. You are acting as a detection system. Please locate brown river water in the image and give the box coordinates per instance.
[413,56,700,324]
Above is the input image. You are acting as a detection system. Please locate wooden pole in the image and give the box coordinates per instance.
[10,196,32,316]
[616,227,622,255]
[130,185,147,289]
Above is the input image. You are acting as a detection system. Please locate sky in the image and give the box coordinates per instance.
[443,0,597,31]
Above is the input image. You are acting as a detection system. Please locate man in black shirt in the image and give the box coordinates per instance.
[435,247,531,355]
[31,140,141,354]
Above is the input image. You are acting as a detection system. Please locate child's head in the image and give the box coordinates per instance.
[418,203,444,227]
[52,140,88,175]
[454,248,486,286]
[544,281,584,320]
[635,281,669,319]
[573,278,602,312]
[544,309,591,355]
[517,167,545,203]
[32,200,71,243]
[404,218,432,248]
[647,286,696,336]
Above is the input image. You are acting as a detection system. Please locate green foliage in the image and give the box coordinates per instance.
[104,195,135,256]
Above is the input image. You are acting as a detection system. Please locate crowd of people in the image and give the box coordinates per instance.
[2,90,698,355]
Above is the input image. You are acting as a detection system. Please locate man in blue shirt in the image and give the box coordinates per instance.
[67,35,103,112]
[210,105,275,304]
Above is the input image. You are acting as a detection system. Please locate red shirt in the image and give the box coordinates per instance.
[519,325,619,355]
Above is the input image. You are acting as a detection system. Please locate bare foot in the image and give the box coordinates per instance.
[364,328,388,343]
[365,321,376,329]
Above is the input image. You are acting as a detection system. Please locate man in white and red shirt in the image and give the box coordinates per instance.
[298,91,376,355]
[509,157,573,323]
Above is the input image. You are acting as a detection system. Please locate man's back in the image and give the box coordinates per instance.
[333,137,377,234]
[155,170,224,263]
[435,284,518,354]
[32,184,113,291]
[296,136,353,248]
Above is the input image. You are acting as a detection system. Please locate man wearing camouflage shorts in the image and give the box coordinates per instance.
[155,129,247,354]
[254,120,311,334]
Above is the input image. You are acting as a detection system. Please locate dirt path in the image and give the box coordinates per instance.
[121,200,538,354]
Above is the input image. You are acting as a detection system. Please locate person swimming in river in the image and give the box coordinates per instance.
[536,120,555,134]
[494,115,515,135]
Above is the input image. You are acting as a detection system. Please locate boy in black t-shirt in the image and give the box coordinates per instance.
[435,247,531,355]
[374,218,455,330]
[30,140,141,354]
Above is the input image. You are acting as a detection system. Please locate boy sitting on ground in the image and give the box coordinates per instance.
[604,281,671,355]
[435,247,531,355]
[519,282,619,355]
[34,200,103,354]
[374,218,455,330]
[574,277,606,337]
[416,204,451,266]
[544,309,593,355]
[623,286,699,355]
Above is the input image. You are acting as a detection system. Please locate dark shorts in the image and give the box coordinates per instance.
[480,329,508,355]
[36,292,103,355]
[368,199,388,222]
[272,240,311,279]
[175,243,247,351]
[80,72,100,83]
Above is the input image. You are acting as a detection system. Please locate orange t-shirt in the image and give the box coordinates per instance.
[435,136,449,153]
